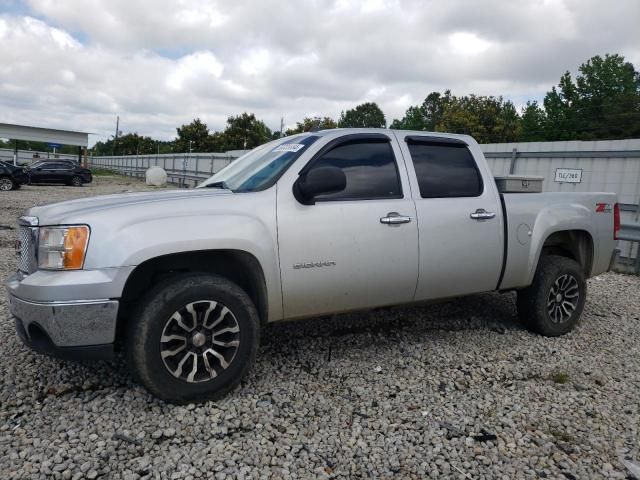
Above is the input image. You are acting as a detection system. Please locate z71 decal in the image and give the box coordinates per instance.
[595,203,612,213]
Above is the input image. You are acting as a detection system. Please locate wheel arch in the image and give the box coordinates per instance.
[536,229,594,278]
[116,249,269,344]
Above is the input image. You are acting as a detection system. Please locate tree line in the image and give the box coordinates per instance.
[91,103,388,156]
[390,54,640,143]
[2,53,636,156]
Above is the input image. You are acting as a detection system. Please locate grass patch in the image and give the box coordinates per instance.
[549,371,570,384]
[89,167,123,176]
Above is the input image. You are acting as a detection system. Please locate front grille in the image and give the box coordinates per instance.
[17,220,38,274]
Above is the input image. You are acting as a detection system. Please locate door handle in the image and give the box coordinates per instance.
[380,212,412,225]
[470,208,496,220]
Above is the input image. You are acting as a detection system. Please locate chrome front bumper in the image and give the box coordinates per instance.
[8,294,119,347]
[5,266,130,360]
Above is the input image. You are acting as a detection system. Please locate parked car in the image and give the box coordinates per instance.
[6,129,619,403]
[28,160,92,186]
[0,160,29,191]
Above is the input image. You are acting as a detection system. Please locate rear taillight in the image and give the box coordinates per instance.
[613,203,620,240]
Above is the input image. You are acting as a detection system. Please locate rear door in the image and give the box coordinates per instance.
[57,163,75,183]
[396,133,503,300]
[277,132,419,318]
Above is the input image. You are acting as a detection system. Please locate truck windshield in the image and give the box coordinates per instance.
[198,134,320,192]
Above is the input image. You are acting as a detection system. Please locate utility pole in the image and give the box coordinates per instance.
[112,115,120,156]
[280,117,284,138]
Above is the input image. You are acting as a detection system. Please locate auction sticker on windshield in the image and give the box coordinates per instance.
[272,144,305,153]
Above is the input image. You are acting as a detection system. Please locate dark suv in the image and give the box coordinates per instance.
[0,160,29,191]
[28,160,93,186]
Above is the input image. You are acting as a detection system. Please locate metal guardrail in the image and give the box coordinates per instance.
[108,167,209,188]
[91,152,243,188]
[618,223,640,243]
[614,222,640,274]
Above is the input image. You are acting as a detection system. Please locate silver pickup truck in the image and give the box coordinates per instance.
[6,129,619,403]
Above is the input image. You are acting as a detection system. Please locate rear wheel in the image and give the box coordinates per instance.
[0,176,16,191]
[126,273,260,403]
[70,175,83,187]
[517,255,586,336]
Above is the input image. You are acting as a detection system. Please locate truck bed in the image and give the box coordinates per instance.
[499,192,617,290]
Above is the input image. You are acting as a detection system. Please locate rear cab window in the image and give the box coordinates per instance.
[405,136,483,198]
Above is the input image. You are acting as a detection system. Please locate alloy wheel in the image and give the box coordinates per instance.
[547,274,580,323]
[0,178,13,191]
[160,300,240,383]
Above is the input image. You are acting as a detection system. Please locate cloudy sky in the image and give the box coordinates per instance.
[1,0,639,144]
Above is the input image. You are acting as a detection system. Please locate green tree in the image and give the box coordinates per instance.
[495,100,521,143]
[92,136,178,156]
[206,131,228,152]
[285,116,337,135]
[175,118,210,153]
[390,91,452,131]
[574,54,640,139]
[390,106,429,130]
[106,133,157,155]
[542,54,640,140]
[520,101,547,141]
[420,91,452,130]
[338,102,386,128]
[222,112,272,150]
[542,72,579,140]
[436,94,521,143]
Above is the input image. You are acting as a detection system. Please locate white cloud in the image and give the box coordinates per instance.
[166,51,224,91]
[449,32,492,56]
[240,48,271,76]
[0,0,638,144]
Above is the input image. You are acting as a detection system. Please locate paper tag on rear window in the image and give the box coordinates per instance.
[272,143,305,153]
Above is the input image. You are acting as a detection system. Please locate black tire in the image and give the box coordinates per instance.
[0,176,16,191]
[517,255,586,336]
[125,273,260,403]
[70,175,83,187]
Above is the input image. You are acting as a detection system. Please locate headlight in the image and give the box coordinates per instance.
[38,226,90,270]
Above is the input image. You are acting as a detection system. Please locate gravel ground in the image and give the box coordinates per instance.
[1,177,639,479]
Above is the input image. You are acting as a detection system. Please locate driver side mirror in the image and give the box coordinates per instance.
[294,166,346,205]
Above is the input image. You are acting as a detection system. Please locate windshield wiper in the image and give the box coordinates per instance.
[204,181,230,189]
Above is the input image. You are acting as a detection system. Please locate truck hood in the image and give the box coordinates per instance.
[27,188,234,226]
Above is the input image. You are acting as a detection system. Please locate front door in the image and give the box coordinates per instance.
[396,133,504,300]
[277,133,419,319]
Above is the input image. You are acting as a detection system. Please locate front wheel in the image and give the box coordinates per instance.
[517,255,586,336]
[0,176,16,191]
[70,175,83,186]
[126,274,260,403]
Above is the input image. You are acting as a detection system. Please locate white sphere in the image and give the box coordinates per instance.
[145,166,167,186]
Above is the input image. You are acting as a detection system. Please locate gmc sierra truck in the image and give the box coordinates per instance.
[6,129,619,403]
